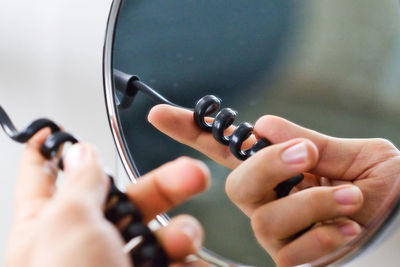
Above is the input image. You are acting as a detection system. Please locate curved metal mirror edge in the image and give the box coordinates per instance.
[313,191,400,266]
[102,0,246,266]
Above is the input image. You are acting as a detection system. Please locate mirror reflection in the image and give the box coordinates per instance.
[109,0,400,266]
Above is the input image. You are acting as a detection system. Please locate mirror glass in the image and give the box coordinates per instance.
[104,0,400,266]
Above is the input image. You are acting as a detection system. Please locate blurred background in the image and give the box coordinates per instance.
[0,0,115,262]
[1,0,400,266]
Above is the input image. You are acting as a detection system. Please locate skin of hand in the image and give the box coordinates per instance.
[5,128,210,267]
[147,104,400,267]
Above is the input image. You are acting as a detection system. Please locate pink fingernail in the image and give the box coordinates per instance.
[64,144,94,171]
[178,218,203,251]
[333,186,361,205]
[339,223,360,236]
[281,142,308,164]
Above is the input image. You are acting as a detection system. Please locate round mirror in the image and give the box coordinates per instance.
[103,0,400,266]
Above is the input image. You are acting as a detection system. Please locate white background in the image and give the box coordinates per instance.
[0,0,116,262]
[0,0,399,266]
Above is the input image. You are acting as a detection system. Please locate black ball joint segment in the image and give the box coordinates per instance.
[114,70,304,198]
[0,106,168,267]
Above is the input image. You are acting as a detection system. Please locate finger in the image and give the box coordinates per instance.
[254,115,399,180]
[148,104,256,169]
[126,157,210,222]
[295,173,320,190]
[251,185,363,242]
[276,220,362,267]
[226,139,319,215]
[56,143,109,211]
[156,215,203,261]
[15,128,58,220]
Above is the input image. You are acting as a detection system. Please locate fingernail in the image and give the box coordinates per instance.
[333,186,362,205]
[179,218,203,251]
[194,159,211,179]
[64,144,95,171]
[339,222,360,236]
[281,142,308,164]
[147,107,155,123]
[176,157,211,190]
[43,158,59,179]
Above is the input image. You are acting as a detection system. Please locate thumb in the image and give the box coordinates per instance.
[56,143,109,210]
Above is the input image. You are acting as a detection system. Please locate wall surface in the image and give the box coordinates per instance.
[0,0,400,266]
[0,0,116,261]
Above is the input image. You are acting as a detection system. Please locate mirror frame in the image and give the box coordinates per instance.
[102,0,400,266]
[102,1,236,266]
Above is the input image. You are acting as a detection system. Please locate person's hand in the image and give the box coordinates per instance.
[5,128,210,267]
[147,104,400,266]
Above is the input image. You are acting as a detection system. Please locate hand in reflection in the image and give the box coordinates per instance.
[148,104,400,266]
[5,128,210,267]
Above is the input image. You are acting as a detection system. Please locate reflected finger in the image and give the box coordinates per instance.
[226,138,319,216]
[148,104,255,169]
[254,115,399,180]
[276,220,362,267]
[251,185,363,243]
[295,173,320,190]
